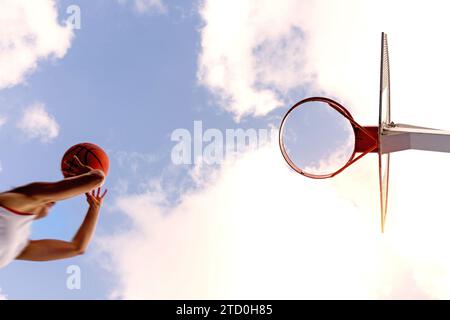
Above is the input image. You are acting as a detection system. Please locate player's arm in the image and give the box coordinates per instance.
[16,188,107,261]
[13,156,105,204]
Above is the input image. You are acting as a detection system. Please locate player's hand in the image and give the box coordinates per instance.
[63,155,95,177]
[86,187,107,209]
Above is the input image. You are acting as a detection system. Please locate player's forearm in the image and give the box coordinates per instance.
[10,169,105,204]
[16,208,100,262]
[40,169,105,202]
[72,205,101,253]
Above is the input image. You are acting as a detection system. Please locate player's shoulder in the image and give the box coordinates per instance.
[0,190,40,212]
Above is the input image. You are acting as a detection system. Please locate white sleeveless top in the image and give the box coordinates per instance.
[0,205,35,268]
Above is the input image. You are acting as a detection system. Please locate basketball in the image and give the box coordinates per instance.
[61,143,110,177]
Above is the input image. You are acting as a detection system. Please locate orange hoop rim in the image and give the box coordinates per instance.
[279,97,378,179]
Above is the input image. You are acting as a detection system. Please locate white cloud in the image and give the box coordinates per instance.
[0,0,73,89]
[198,0,450,122]
[135,0,167,14]
[198,0,291,120]
[99,143,373,299]
[118,0,167,14]
[98,141,450,299]
[115,151,158,174]
[0,288,7,300]
[17,103,60,143]
[0,116,6,128]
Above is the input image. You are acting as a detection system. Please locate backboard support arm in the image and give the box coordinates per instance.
[381,124,450,154]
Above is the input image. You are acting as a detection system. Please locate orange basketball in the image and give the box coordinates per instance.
[61,143,110,177]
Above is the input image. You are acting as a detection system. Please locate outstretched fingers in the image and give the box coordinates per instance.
[89,187,107,199]
[72,155,84,168]
[63,161,76,177]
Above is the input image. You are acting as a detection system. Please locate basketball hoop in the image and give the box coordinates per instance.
[279,97,378,179]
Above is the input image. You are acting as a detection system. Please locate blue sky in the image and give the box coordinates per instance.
[0,0,285,299]
[282,101,354,173]
[0,0,203,299]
